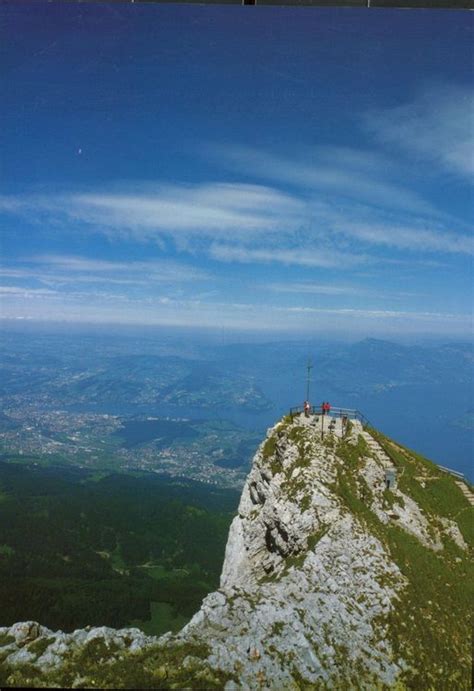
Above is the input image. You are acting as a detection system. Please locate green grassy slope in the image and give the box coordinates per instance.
[334,427,473,689]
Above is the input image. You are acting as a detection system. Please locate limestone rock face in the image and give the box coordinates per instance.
[175,414,471,688]
[1,413,472,689]
[178,416,407,688]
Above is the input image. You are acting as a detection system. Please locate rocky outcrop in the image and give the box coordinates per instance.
[1,413,472,689]
[176,416,408,688]
[0,621,156,670]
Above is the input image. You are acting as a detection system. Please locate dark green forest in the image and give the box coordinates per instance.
[0,461,238,634]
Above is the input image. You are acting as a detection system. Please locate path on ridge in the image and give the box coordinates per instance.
[360,430,394,470]
[455,481,474,506]
[361,427,474,505]
[298,411,470,499]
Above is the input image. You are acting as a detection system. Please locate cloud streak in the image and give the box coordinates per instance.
[0,286,58,297]
[31,255,210,281]
[266,282,422,299]
[1,288,470,337]
[1,183,303,242]
[310,202,474,256]
[206,144,438,218]
[1,81,472,282]
[2,180,471,276]
[363,83,474,178]
[0,255,210,291]
[209,243,369,268]
[268,282,363,296]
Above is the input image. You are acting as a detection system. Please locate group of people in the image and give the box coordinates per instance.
[321,401,331,415]
[303,400,332,417]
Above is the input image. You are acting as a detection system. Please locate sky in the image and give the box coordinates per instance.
[0,2,473,338]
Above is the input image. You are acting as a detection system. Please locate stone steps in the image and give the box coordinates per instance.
[455,481,474,506]
[362,432,473,505]
[361,431,393,469]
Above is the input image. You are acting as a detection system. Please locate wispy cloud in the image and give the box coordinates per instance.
[0,255,210,290]
[333,221,473,255]
[31,254,210,282]
[206,143,438,217]
[274,305,467,322]
[71,183,303,237]
[199,142,472,261]
[1,288,470,336]
[268,282,363,296]
[309,202,474,256]
[0,286,59,297]
[209,243,368,268]
[363,83,474,178]
[2,179,470,273]
[1,92,471,280]
[266,282,421,299]
[0,183,304,244]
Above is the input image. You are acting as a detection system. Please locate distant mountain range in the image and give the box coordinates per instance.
[0,330,472,478]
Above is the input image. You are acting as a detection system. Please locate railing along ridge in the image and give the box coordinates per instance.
[289,404,371,427]
[288,404,466,481]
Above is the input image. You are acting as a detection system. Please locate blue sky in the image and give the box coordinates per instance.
[0,2,472,337]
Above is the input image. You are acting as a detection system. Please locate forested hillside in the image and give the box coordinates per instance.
[0,461,238,634]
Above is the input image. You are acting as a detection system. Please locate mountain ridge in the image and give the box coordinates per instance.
[1,412,472,689]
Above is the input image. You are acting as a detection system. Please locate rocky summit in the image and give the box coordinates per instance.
[1,413,473,689]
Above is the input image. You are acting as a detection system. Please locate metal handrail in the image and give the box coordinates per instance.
[290,405,467,482]
[436,465,465,480]
[289,404,371,428]
[363,420,467,481]
[288,404,466,481]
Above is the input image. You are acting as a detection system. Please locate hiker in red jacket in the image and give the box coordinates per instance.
[326,402,331,416]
